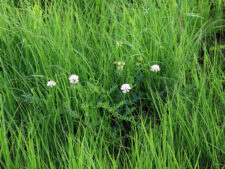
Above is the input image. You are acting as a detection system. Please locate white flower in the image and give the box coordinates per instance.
[151,64,160,72]
[69,74,79,85]
[47,81,56,87]
[114,61,125,70]
[117,61,125,66]
[121,84,131,93]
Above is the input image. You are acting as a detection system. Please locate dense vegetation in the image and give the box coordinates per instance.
[0,0,224,168]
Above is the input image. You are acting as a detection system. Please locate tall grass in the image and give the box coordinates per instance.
[0,0,224,168]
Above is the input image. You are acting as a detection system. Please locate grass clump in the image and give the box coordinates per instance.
[0,0,224,168]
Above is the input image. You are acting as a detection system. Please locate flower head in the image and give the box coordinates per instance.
[47,81,56,87]
[114,61,125,70]
[69,74,79,85]
[117,61,125,66]
[151,64,160,72]
[121,84,131,94]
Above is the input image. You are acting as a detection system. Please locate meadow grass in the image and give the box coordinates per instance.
[0,0,224,168]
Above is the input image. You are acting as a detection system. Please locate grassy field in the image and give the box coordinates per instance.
[0,0,224,168]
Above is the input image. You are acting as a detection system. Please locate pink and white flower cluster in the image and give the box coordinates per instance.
[151,64,160,72]
[121,84,131,94]
[69,74,79,85]
[47,81,56,87]
[47,74,79,88]
[47,63,160,95]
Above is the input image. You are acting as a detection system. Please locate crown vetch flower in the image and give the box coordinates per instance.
[121,84,131,93]
[114,61,125,70]
[117,61,125,66]
[47,81,56,87]
[151,64,160,72]
[69,74,79,85]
